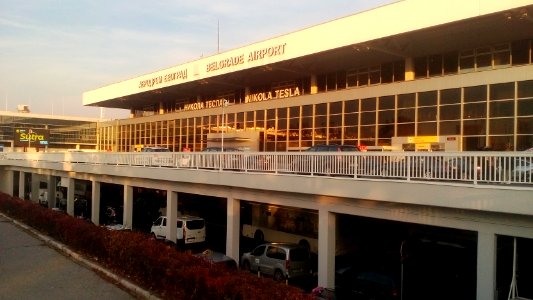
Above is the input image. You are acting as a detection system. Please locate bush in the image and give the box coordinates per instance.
[0,192,312,300]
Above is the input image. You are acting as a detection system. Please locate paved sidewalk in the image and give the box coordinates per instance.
[0,214,141,300]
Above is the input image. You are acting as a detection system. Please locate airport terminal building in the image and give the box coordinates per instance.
[84,0,533,153]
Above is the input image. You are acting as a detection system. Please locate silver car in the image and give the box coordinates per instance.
[240,243,312,281]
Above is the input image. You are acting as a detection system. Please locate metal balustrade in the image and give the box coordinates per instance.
[1,151,532,186]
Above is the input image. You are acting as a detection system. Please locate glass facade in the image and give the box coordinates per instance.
[98,39,533,152]
[0,114,97,151]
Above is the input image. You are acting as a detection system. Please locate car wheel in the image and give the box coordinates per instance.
[273,269,285,281]
[241,260,251,272]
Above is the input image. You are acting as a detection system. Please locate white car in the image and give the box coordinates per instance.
[150,216,206,245]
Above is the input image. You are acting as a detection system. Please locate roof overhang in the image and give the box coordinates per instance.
[83,0,533,110]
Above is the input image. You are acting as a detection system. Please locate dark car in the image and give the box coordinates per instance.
[194,249,238,270]
[293,144,360,175]
[335,267,399,300]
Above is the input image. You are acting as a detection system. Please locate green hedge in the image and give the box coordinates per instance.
[0,192,312,300]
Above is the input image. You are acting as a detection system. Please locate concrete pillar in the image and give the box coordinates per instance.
[66,178,75,216]
[91,180,101,225]
[166,191,178,243]
[318,209,336,289]
[226,197,240,262]
[31,173,40,203]
[477,231,496,300]
[123,185,133,229]
[18,171,25,199]
[46,175,55,209]
[405,57,415,81]
[310,74,318,94]
[129,108,135,119]
[0,170,14,196]
[159,102,165,115]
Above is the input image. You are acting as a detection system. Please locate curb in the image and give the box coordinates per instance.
[0,212,161,300]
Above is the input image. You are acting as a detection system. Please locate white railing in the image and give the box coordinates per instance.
[1,151,532,186]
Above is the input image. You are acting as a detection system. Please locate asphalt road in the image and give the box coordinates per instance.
[0,214,138,300]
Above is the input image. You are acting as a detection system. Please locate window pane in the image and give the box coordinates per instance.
[397,123,415,136]
[418,122,437,135]
[418,107,437,122]
[464,85,486,103]
[518,99,533,116]
[378,124,394,139]
[361,111,376,125]
[443,51,458,74]
[517,134,533,151]
[419,91,437,106]
[464,102,487,119]
[361,98,376,112]
[440,121,460,135]
[345,100,358,113]
[512,40,530,65]
[489,136,514,151]
[490,118,514,135]
[381,62,393,83]
[344,113,358,126]
[490,82,514,100]
[315,103,327,115]
[379,95,395,110]
[441,88,461,105]
[378,110,395,124]
[397,108,415,123]
[330,101,343,114]
[440,104,461,120]
[360,125,375,138]
[428,54,442,76]
[518,80,533,98]
[490,101,514,118]
[414,56,427,78]
[464,119,486,135]
[398,93,415,108]
[518,116,533,134]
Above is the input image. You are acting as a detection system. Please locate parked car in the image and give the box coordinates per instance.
[511,158,533,182]
[335,267,399,300]
[293,144,360,175]
[150,215,206,245]
[240,242,313,281]
[141,146,170,152]
[194,249,238,270]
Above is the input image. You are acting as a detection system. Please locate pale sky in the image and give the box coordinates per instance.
[0,0,393,119]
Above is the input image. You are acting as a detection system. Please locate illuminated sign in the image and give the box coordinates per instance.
[182,99,230,111]
[245,87,300,103]
[407,136,439,144]
[14,128,50,147]
[138,68,188,89]
[206,43,287,73]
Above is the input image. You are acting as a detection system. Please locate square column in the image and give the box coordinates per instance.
[18,171,25,199]
[477,231,496,300]
[46,175,55,208]
[31,173,40,203]
[91,180,101,225]
[318,209,336,289]
[66,178,75,216]
[0,170,14,195]
[226,197,240,261]
[166,191,178,243]
[123,185,133,229]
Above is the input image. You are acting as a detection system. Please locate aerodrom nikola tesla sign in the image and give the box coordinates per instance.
[14,128,50,147]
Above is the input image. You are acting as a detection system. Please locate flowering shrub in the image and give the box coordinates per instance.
[0,192,312,300]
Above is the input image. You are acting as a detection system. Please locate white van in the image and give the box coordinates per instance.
[150,215,206,245]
